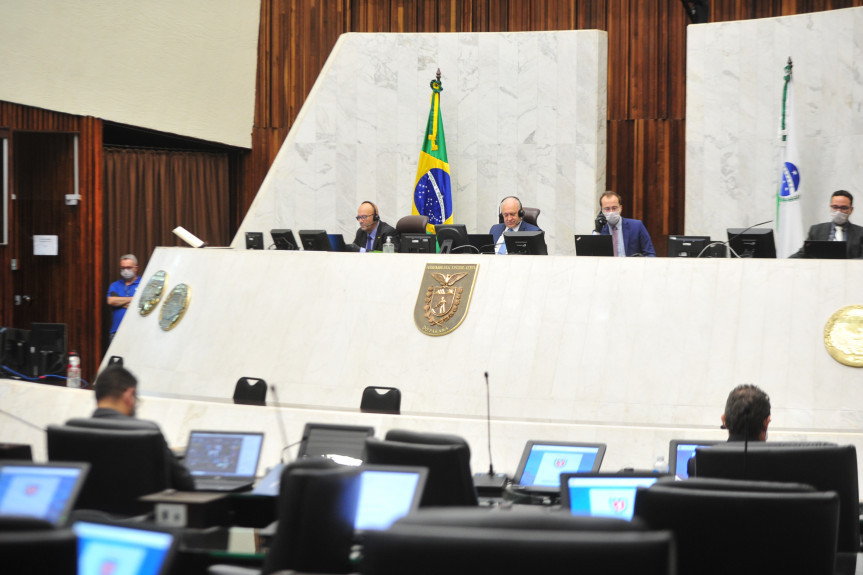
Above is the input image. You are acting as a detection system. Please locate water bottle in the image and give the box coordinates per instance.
[66,352,81,388]
[382,236,395,253]
[653,455,667,474]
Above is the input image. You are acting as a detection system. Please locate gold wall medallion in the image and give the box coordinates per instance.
[159,284,191,331]
[824,305,863,367]
[138,270,168,316]
[414,263,479,336]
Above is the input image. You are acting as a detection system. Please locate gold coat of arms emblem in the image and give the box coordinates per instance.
[414,263,478,336]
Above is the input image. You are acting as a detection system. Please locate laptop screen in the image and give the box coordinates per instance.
[0,462,88,526]
[560,474,658,521]
[74,521,175,575]
[668,440,722,480]
[354,466,427,532]
[185,431,264,478]
[298,423,374,466]
[513,441,607,490]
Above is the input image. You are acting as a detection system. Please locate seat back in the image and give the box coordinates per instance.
[47,423,170,515]
[523,207,541,227]
[233,376,268,406]
[0,523,77,575]
[365,430,477,507]
[694,444,859,552]
[634,481,839,575]
[396,215,429,234]
[360,386,402,414]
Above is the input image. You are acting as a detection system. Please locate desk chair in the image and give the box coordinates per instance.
[0,517,77,574]
[47,420,171,516]
[396,215,429,234]
[364,430,478,507]
[497,207,541,228]
[360,386,401,414]
[233,377,268,406]
[634,478,839,575]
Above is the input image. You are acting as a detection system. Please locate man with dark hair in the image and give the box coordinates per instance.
[721,384,771,442]
[593,191,656,257]
[790,190,863,259]
[92,365,194,490]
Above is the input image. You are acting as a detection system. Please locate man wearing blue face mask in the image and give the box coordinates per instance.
[106,254,140,341]
[592,191,655,257]
[790,190,863,259]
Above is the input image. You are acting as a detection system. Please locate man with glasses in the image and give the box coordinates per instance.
[593,191,656,257]
[790,190,863,258]
[106,254,140,341]
[348,201,400,252]
[91,365,194,490]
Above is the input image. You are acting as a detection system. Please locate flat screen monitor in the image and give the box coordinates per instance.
[667,235,711,258]
[328,233,347,252]
[399,233,436,254]
[504,231,548,255]
[270,229,299,250]
[435,224,470,254]
[0,327,29,374]
[0,461,90,526]
[74,521,177,575]
[299,230,333,252]
[560,473,659,521]
[298,423,375,466]
[512,440,606,492]
[468,233,495,254]
[29,322,67,377]
[245,232,264,250]
[574,234,613,256]
[727,227,776,258]
[803,240,847,259]
[667,439,722,480]
[353,465,427,532]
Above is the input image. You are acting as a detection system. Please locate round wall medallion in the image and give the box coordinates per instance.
[824,305,863,367]
[159,284,191,331]
[138,270,168,316]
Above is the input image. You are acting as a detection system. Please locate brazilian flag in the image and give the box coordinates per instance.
[412,74,452,233]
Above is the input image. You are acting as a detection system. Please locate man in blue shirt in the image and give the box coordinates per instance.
[594,191,656,257]
[106,254,140,340]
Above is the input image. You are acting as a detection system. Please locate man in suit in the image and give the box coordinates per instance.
[348,201,400,252]
[92,365,194,490]
[721,384,771,442]
[490,196,541,255]
[594,191,656,257]
[789,190,863,259]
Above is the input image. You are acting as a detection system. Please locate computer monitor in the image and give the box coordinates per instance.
[298,423,375,466]
[803,240,847,259]
[667,439,722,480]
[574,235,613,256]
[245,232,264,250]
[667,235,711,258]
[0,327,29,374]
[299,230,333,251]
[512,440,607,492]
[435,224,470,254]
[468,233,495,254]
[399,233,436,254]
[0,461,90,526]
[271,229,299,250]
[726,227,776,258]
[559,473,659,521]
[28,322,67,377]
[74,521,177,575]
[353,465,427,532]
[504,231,548,255]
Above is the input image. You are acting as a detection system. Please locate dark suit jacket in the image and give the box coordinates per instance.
[92,407,194,491]
[600,217,656,257]
[789,221,863,259]
[489,221,542,244]
[349,221,400,252]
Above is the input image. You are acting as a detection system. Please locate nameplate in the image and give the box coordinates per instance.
[414,263,478,336]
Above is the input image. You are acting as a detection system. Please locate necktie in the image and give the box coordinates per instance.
[498,229,512,254]
[366,234,374,252]
[611,225,619,256]
[835,225,844,242]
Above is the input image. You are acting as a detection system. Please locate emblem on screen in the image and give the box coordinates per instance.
[611,498,627,513]
[554,458,567,468]
[414,263,478,336]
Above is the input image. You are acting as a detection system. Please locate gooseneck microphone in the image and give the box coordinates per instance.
[269,384,292,463]
[696,219,774,258]
[473,372,508,493]
[0,406,45,432]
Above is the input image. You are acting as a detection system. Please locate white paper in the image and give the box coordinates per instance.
[33,235,58,256]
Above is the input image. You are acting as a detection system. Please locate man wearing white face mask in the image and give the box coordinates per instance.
[107,254,140,341]
[790,190,863,259]
[592,191,656,257]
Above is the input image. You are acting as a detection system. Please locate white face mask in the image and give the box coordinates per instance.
[120,269,135,280]
[831,211,849,226]
[605,212,621,227]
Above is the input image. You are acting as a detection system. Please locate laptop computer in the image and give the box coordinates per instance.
[560,472,659,521]
[512,440,607,494]
[328,233,348,252]
[0,461,89,526]
[74,520,177,575]
[184,430,264,492]
[354,465,427,533]
[297,423,374,466]
[803,240,847,259]
[574,234,614,256]
[668,439,722,480]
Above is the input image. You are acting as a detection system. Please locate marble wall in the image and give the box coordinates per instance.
[233,31,608,255]
[686,7,863,242]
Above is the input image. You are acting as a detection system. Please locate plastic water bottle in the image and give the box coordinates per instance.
[66,352,81,388]
[382,236,395,253]
[653,455,667,474]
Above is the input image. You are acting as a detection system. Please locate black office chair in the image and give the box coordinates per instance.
[0,517,77,574]
[233,377,268,406]
[694,444,859,552]
[396,215,429,234]
[360,386,401,414]
[47,420,172,516]
[0,443,32,460]
[634,478,839,575]
[364,429,478,507]
[497,207,541,228]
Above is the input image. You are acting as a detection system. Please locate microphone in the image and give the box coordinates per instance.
[742,406,750,479]
[269,385,292,463]
[473,372,508,493]
[696,219,774,258]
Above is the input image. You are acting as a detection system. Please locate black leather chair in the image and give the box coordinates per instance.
[634,477,839,575]
[0,517,77,574]
[396,215,429,234]
[233,377,268,406]
[47,419,172,515]
[364,430,478,507]
[360,386,401,414]
[497,207,541,227]
[694,444,859,552]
